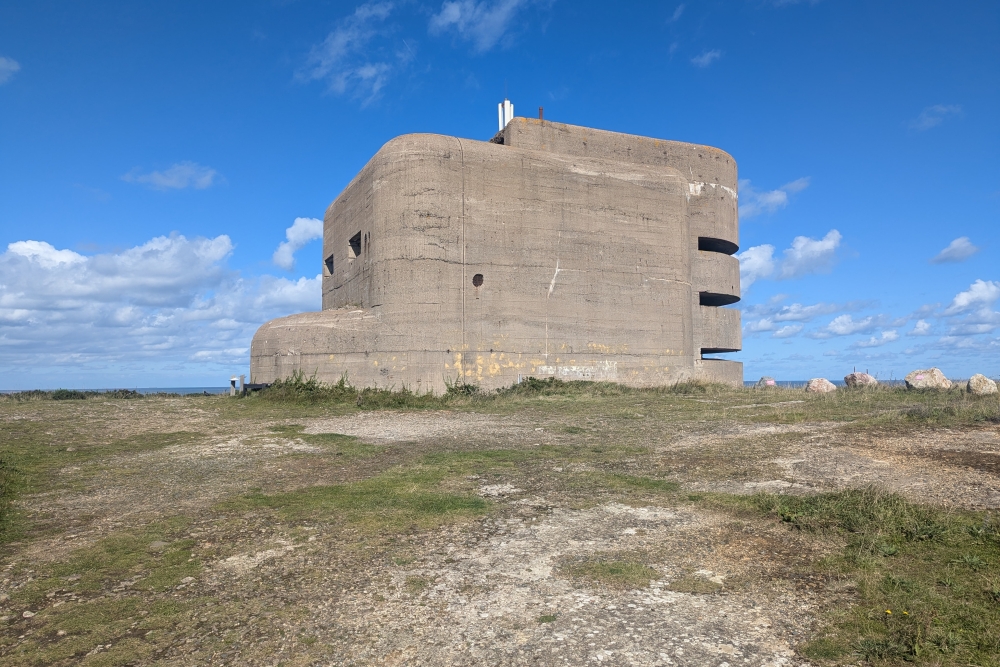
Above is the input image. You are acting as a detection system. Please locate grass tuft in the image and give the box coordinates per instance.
[558,556,660,590]
[227,466,489,533]
[0,455,22,535]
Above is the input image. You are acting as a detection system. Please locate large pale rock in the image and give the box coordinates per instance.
[844,372,878,388]
[967,374,998,396]
[904,368,952,390]
[805,378,837,393]
[756,376,777,389]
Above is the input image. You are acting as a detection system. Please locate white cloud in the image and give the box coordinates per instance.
[736,244,775,289]
[122,162,220,190]
[745,318,775,333]
[737,229,840,290]
[6,240,86,269]
[299,2,395,102]
[936,280,1000,337]
[0,56,20,85]
[739,177,809,219]
[930,236,979,264]
[779,229,841,279]
[773,325,802,338]
[429,0,532,52]
[743,297,868,326]
[0,235,320,378]
[669,4,685,22]
[691,49,722,68]
[825,314,875,336]
[772,302,839,322]
[853,330,899,348]
[911,319,931,335]
[910,104,962,131]
[944,279,1000,316]
[947,322,998,336]
[273,217,323,271]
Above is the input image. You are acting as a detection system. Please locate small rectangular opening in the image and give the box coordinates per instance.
[348,231,362,259]
[699,291,740,307]
[701,347,738,357]
[324,254,334,276]
[698,237,739,255]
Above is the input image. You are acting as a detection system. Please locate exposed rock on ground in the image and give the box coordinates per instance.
[967,374,998,396]
[755,376,777,389]
[843,372,877,388]
[905,367,952,390]
[804,378,836,393]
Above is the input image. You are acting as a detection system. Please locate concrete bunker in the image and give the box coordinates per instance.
[251,117,743,392]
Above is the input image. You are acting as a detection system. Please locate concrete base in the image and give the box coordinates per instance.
[252,308,742,392]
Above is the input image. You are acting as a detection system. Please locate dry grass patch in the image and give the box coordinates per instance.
[557,553,661,590]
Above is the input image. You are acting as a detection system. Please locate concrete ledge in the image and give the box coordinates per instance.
[692,251,740,299]
[696,359,743,386]
[696,306,742,353]
[501,118,737,187]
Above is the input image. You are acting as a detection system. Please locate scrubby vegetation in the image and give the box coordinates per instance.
[253,370,730,408]
[0,389,145,401]
[720,488,1000,665]
[1,379,999,665]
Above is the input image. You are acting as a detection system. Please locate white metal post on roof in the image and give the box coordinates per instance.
[498,98,514,132]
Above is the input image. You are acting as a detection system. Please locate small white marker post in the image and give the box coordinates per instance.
[498,98,514,132]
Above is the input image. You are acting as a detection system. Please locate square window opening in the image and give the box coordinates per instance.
[324,254,335,276]
[348,231,362,259]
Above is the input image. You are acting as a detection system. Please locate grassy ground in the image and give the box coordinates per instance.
[0,378,998,665]
[711,488,1000,664]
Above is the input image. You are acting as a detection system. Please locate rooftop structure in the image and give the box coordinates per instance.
[251,115,742,391]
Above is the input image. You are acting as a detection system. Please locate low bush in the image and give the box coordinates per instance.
[51,389,89,400]
[724,487,1000,665]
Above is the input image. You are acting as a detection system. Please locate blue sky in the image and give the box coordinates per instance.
[1,0,998,388]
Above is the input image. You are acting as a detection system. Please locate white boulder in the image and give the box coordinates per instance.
[844,372,878,388]
[905,368,952,390]
[967,374,998,396]
[805,378,837,393]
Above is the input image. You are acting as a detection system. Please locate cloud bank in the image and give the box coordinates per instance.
[737,229,841,288]
[0,236,320,382]
[273,217,323,271]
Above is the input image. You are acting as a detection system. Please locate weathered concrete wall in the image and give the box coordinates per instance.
[251,119,742,391]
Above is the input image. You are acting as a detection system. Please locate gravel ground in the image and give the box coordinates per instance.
[1,395,998,665]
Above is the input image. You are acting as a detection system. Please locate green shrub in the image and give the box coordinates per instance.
[51,389,89,400]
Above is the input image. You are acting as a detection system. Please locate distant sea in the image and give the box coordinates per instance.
[0,387,230,395]
[743,379,906,388]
